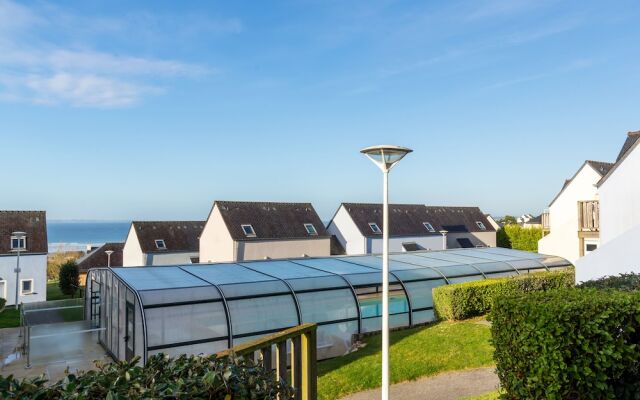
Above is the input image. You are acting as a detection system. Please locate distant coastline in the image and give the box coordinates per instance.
[48,221,130,253]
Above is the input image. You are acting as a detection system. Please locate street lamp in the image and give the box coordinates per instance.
[361,145,412,400]
[439,230,448,250]
[105,250,114,268]
[12,231,27,308]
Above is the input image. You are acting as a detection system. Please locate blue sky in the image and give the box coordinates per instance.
[1,0,639,221]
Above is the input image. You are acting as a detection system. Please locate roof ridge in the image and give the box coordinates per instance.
[216,200,314,206]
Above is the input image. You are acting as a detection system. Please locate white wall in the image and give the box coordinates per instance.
[575,224,640,282]
[538,164,601,263]
[326,206,366,255]
[199,205,235,263]
[239,238,331,261]
[447,232,496,248]
[368,236,443,253]
[123,225,145,267]
[599,146,640,244]
[148,251,200,265]
[0,254,47,306]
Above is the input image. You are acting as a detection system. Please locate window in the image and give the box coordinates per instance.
[10,236,26,250]
[368,222,381,234]
[304,223,318,235]
[423,222,435,233]
[476,221,487,230]
[241,224,256,237]
[21,279,33,295]
[155,239,166,250]
[586,243,598,252]
[402,242,420,252]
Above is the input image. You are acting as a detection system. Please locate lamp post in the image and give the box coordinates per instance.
[12,231,27,308]
[361,145,412,400]
[439,230,448,250]
[105,250,114,268]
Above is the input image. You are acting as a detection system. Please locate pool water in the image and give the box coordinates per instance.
[359,296,409,318]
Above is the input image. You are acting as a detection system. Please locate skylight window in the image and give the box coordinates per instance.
[155,239,166,250]
[476,221,487,231]
[423,222,435,233]
[368,222,382,234]
[242,224,256,237]
[304,223,318,235]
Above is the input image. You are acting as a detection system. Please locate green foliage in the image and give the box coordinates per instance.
[0,297,5,310]
[496,224,542,252]
[0,308,20,328]
[58,260,80,298]
[433,269,574,320]
[491,289,640,399]
[498,215,517,225]
[578,273,640,291]
[0,353,294,399]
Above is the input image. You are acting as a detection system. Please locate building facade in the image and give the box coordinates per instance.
[327,203,496,255]
[199,201,331,263]
[0,211,48,306]
[122,221,203,266]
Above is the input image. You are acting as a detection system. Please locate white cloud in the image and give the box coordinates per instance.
[0,0,223,108]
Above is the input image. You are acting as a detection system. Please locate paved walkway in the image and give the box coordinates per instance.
[341,367,499,400]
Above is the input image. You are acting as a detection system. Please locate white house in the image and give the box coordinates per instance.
[576,131,640,281]
[122,221,204,266]
[199,201,331,263]
[327,203,497,255]
[0,211,48,306]
[538,160,614,263]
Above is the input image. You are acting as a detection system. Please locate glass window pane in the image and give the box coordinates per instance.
[145,302,228,347]
[297,289,357,323]
[228,295,298,336]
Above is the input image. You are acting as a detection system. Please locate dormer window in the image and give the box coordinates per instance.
[476,221,487,231]
[423,222,435,233]
[242,224,256,237]
[155,239,166,250]
[11,236,26,250]
[368,222,382,234]
[304,223,318,236]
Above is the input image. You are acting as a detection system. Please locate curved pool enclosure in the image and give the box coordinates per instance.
[85,247,571,363]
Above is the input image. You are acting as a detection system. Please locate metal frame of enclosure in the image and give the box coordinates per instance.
[85,247,571,364]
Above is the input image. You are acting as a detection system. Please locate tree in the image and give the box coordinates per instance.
[58,260,80,298]
[499,215,518,225]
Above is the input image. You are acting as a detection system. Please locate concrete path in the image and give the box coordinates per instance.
[340,367,499,400]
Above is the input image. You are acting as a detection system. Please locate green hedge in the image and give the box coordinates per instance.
[578,273,640,291]
[492,289,640,399]
[433,269,574,320]
[0,354,293,399]
[497,224,542,252]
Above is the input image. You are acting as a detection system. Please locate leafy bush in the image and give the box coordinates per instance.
[492,289,640,399]
[48,251,83,281]
[578,273,640,291]
[58,260,80,298]
[496,225,542,252]
[433,269,574,320]
[0,353,294,399]
[0,297,5,310]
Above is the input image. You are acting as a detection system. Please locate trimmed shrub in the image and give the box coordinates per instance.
[433,269,574,320]
[0,353,294,399]
[497,225,542,252]
[492,289,640,399]
[578,272,640,291]
[0,297,5,311]
[58,260,80,298]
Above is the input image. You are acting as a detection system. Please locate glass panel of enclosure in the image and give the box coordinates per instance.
[507,259,548,273]
[446,248,518,262]
[388,253,459,268]
[476,247,545,260]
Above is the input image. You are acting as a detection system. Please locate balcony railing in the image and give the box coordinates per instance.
[578,200,599,232]
[542,210,550,231]
[217,323,317,400]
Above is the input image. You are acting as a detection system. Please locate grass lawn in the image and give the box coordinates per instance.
[318,319,494,400]
[47,281,84,301]
[0,308,20,328]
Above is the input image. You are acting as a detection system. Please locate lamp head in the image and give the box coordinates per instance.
[11,231,27,239]
[360,145,412,171]
[105,250,114,256]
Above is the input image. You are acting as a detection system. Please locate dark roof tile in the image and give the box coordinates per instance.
[76,242,124,272]
[0,211,47,255]
[132,221,204,253]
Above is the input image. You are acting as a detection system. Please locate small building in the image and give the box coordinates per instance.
[0,211,48,306]
[522,215,543,229]
[122,221,204,266]
[577,131,640,281]
[199,201,331,263]
[485,214,502,231]
[76,242,124,284]
[326,203,497,255]
[538,160,614,263]
[85,247,571,364]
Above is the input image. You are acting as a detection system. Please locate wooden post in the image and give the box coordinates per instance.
[301,329,317,400]
[276,341,288,383]
[291,336,302,400]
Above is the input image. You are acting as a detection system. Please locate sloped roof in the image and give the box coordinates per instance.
[548,160,613,207]
[598,131,640,187]
[76,242,124,272]
[132,221,204,253]
[339,203,495,238]
[214,201,329,241]
[0,211,47,255]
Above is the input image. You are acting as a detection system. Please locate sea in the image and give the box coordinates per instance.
[48,221,131,253]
